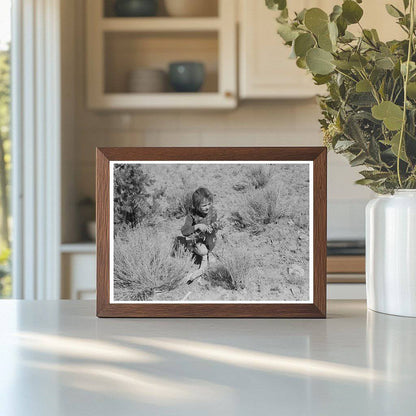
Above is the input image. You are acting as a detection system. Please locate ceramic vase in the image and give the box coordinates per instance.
[366,190,416,317]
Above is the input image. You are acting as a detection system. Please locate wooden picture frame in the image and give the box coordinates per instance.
[96,147,327,318]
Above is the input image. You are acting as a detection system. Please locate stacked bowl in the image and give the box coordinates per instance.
[127,68,167,93]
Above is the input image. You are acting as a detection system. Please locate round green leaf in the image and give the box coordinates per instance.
[318,32,333,52]
[328,21,338,42]
[336,15,348,35]
[350,53,368,69]
[375,56,395,70]
[277,23,299,42]
[407,82,416,99]
[306,48,335,75]
[371,101,403,131]
[317,22,338,52]
[333,59,353,70]
[294,33,315,57]
[266,0,287,11]
[342,0,363,24]
[330,5,342,22]
[356,79,372,92]
[296,57,307,69]
[304,8,329,35]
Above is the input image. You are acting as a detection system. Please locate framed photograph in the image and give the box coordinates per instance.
[96,147,327,318]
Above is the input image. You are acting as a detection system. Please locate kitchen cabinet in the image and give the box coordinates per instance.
[238,0,404,99]
[239,0,324,99]
[61,244,96,300]
[86,0,237,109]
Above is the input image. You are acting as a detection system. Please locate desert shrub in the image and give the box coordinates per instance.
[113,226,194,299]
[113,164,156,230]
[245,166,272,189]
[231,186,289,234]
[207,246,253,290]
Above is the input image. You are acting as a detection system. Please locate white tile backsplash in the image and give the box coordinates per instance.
[73,102,371,241]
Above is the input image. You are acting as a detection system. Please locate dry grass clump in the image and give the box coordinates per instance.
[245,166,272,189]
[114,226,194,299]
[207,247,254,290]
[231,183,309,233]
[231,186,290,234]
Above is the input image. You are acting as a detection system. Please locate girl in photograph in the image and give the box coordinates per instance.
[179,187,220,281]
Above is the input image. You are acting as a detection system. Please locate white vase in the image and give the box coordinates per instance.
[366,190,416,317]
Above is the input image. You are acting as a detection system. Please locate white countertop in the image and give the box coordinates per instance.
[0,300,415,415]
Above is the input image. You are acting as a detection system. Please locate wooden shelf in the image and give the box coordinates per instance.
[89,92,235,110]
[101,17,221,32]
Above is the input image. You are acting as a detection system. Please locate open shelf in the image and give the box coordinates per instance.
[104,31,218,94]
[86,0,236,109]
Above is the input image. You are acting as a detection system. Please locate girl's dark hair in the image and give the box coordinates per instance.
[192,187,213,209]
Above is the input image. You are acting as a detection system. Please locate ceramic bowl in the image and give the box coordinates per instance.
[127,68,167,93]
[168,62,205,92]
[114,0,158,17]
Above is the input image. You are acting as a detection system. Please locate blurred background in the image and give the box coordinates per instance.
[1,0,404,300]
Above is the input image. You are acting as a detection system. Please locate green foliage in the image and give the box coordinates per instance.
[266,0,416,193]
[0,246,11,298]
[372,101,403,130]
[306,48,335,74]
[0,45,11,282]
[0,49,10,126]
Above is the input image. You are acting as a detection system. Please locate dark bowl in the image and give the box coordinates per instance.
[168,62,205,93]
[114,0,158,17]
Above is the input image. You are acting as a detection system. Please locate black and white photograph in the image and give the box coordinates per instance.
[110,161,313,303]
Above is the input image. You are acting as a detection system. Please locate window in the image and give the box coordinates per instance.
[0,0,11,298]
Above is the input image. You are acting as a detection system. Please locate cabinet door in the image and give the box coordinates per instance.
[238,0,403,99]
[239,0,320,99]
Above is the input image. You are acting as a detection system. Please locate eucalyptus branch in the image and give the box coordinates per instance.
[390,79,398,101]
[393,85,404,103]
[358,69,381,104]
[334,68,358,83]
[267,0,416,193]
[397,0,415,187]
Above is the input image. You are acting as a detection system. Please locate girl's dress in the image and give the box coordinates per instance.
[181,206,218,252]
